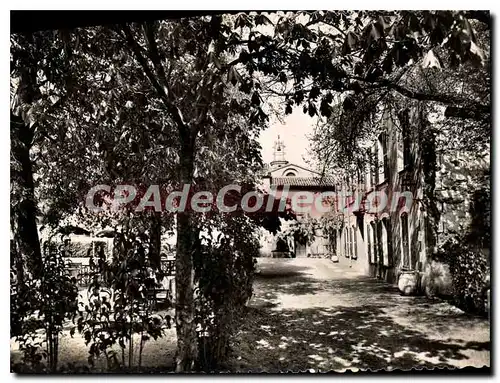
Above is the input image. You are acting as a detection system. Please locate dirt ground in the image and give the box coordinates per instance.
[11,303,177,372]
[11,257,490,373]
[227,258,490,372]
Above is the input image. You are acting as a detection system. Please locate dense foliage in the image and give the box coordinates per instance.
[302,12,489,172]
[76,224,172,371]
[434,172,491,315]
[278,214,342,249]
[194,215,258,371]
[11,242,79,373]
[436,238,489,315]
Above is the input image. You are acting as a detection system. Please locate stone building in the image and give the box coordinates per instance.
[259,135,338,258]
[335,107,425,283]
[336,105,490,293]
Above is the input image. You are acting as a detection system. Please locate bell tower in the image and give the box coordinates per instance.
[270,135,289,168]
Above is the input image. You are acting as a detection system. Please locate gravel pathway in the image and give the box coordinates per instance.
[228,258,490,372]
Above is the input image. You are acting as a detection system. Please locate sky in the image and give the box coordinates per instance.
[258,107,318,168]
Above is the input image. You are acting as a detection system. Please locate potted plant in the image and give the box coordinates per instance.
[398,268,419,295]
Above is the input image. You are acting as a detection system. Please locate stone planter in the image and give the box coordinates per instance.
[398,270,419,296]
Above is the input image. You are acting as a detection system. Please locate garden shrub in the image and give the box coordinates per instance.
[76,231,171,370]
[468,171,491,249]
[436,236,490,315]
[193,216,257,371]
[278,215,341,250]
[11,241,79,373]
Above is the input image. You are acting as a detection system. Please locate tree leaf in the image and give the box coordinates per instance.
[342,31,358,54]
[209,52,222,70]
[307,102,316,117]
[251,92,261,106]
[255,14,272,26]
[228,66,242,85]
[234,13,252,29]
[422,49,442,69]
[407,13,421,33]
[377,15,392,31]
[309,86,320,100]
[469,41,486,67]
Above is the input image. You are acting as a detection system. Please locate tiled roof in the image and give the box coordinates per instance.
[271,176,338,188]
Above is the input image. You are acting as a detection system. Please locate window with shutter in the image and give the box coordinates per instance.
[337,228,341,255]
[377,139,384,183]
[377,133,388,182]
[383,134,388,179]
[365,150,371,189]
[371,144,377,186]
[344,228,348,258]
[402,111,411,169]
[377,139,382,178]
[382,218,391,266]
[397,128,404,172]
[352,226,357,260]
[380,220,388,266]
[401,213,410,269]
[367,224,372,263]
[376,221,383,267]
[371,222,379,266]
[412,221,420,270]
[347,227,352,258]
[347,228,351,258]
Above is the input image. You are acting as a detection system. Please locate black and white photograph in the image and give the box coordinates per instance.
[9,10,491,374]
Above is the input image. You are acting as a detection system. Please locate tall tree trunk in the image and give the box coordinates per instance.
[10,111,42,278]
[149,212,162,270]
[175,138,198,372]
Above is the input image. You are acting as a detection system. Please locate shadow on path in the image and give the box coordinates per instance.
[230,305,487,372]
[229,259,490,372]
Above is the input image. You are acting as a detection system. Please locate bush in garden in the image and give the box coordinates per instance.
[274,237,289,252]
[193,216,258,371]
[468,177,491,250]
[11,241,79,373]
[76,230,172,371]
[436,236,490,315]
[434,177,490,315]
[278,218,317,248]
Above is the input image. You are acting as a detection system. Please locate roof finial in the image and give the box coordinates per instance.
[271,134,288,167]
